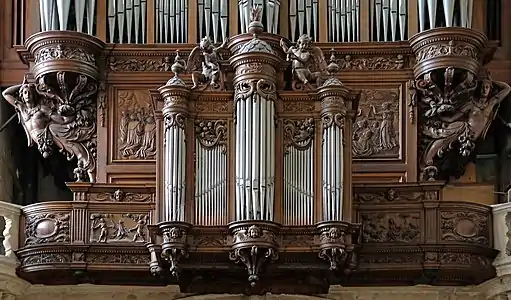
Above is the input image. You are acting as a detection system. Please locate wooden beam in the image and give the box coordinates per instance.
[408,0,418,37]
[147,0,155,43]
[188,0,198,42]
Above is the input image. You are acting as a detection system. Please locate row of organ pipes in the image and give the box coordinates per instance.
[322,121,344,222]
[35,0,477,44]
[194,126,228,226]
[163,117,187,222]
[234,93,276,221]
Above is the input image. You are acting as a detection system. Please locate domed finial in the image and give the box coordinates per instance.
[248,5,264,37]
[171,50,186,77]
[326,48,340,75]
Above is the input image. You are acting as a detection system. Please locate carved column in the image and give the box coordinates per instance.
[2,32,105,183]
[315,73,362,274]
[146,56,192,279]
[227,11,282,287]
[409,28,511,181]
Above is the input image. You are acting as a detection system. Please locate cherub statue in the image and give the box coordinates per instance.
[280,34,329,89]
[186,36,229,90]
[2,75,98,182]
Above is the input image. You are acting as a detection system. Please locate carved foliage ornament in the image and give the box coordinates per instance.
[2,72,98,182]
[283,118,315,153]
[355,189,438,203]
[25,213,70,246]
[235,78,277,102]
[90,189,153,202]
[410,69,511,180]
[35,44,95,64]
[195,119,227,150]
[107,56,170,72]
[338,54,406,70]
[415,41,479,63]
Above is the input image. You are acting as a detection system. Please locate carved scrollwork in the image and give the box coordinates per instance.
[165,113,186,130]
[195,119,227,150]
[322,112,345,130]
[316,222,361,273]
[234,79,277,103]
[35,44,95,64]
[339,54,406,70]
[3,71,98,182]
[228,221,280,287]
[411,69,511,181]
[107,56,169,72]
[89,189,153,202]
[97,81,107,127]
[441,211,489,245]
[283,119,315,153]
[506,212,511,256]
[415,41,479,64]
[25,213,70,246]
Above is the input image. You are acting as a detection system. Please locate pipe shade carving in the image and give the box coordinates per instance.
[409,28,511,181]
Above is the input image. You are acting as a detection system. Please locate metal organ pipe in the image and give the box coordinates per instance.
[417,0,474,31]
[158,80,190,223]
[230,32,281,221]
[239,0,281,35]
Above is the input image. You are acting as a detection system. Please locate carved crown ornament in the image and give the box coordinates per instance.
[7,12,500,296]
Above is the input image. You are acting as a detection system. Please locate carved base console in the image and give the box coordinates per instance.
[316,221,362,273]
[228,221,281,287]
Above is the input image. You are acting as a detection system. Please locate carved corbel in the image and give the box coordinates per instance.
[146,222,191,279]
[317,221,362,273]
[409,28,511,181]
[2,32,105,182]
[228,221,281,287]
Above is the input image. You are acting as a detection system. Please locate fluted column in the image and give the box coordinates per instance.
[158,77,190,222]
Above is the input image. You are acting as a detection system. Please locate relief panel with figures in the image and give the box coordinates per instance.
[353,89,401,159]
[115,90,157,161]
[89,213,149,243]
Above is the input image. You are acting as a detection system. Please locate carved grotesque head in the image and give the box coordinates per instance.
[247,225,262,239]
[328,227,342,239]
[200,37,213,51]
[297,34,312,51]
[169,227,182,239]
[113,189,124,202]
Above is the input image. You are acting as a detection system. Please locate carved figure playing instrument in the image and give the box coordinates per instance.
[2,74,98,182]
[279,34,328,90]
[187,36,229,90]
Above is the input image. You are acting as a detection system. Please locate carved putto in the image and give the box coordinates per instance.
[280,34,328,90]
[90,213,149,243]
[187,36,229,90]
[2,74,98,182]
[411,69,511,180]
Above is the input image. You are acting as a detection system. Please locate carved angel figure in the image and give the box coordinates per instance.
[280,34,328,89]
[421,72,511,173]
[2,75,97,182]
[187,36,229,90]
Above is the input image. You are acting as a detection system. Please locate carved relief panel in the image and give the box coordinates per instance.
[115,89,156,161]
[353,88,401,159]
[89,213,150,243]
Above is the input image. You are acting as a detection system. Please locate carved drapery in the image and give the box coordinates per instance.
[1,31,105,182]
[409,27,511,181]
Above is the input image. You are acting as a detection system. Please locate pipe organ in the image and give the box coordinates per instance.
[108,0,148,43]
[197,0,229,43]
[328,0,361,42]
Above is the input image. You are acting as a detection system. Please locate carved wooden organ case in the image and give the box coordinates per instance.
[8,0,506,294]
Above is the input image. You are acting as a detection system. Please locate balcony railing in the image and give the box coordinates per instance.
[14,0,494,46]
[0,202,21,262]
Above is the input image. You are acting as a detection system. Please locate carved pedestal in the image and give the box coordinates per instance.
[228,221,280,287]
[3,31,105,182]
[409,28,510,181]
[147,221,191,279]
[316,221,361,273]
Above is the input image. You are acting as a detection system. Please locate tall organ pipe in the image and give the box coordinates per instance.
[229,29,282,222]
[318,82,350,222]
[158,78,190,222]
